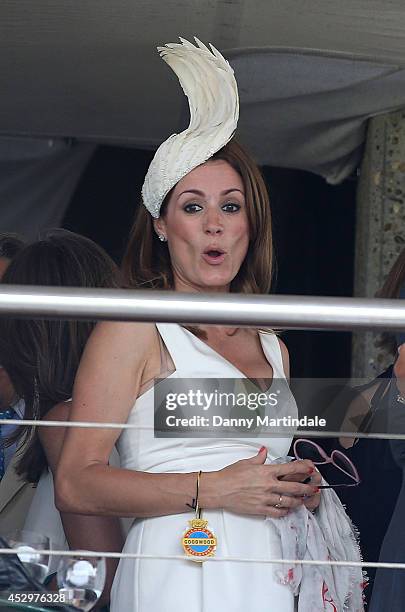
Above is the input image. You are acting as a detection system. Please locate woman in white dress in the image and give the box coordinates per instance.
[56,39,364,611]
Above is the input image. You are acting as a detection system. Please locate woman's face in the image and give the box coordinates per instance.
[154,159,250,293]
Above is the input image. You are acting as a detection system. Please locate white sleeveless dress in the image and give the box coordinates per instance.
[111,323,298,612]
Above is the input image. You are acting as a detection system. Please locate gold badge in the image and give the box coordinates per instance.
[182,518,217,562]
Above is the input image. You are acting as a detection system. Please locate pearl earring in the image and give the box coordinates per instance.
[158,234,167,242]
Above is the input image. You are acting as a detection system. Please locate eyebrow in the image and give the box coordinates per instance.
[177,188,244,198]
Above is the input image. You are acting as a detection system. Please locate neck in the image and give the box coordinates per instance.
[191,324,241,339]
[224,326,239,336]
[173,278,231,294]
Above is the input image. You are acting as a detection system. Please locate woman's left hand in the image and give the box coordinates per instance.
[303,468,322,512]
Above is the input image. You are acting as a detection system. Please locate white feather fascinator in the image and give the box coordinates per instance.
[142,37,239,218]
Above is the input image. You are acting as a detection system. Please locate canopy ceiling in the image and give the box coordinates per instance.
[1,0,405,182]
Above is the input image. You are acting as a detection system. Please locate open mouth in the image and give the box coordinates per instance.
[202,249,226,264]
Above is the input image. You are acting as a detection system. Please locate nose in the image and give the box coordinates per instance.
[203,209,223,235]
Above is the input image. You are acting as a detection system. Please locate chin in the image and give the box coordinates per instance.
[193,263,239,289]
[198,275,233,289]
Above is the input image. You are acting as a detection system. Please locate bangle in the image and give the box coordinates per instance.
[185,470,202,511]
[196,470,202,516]
[195,470,203,519]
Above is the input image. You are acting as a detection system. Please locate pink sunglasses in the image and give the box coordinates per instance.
[293,438,361,489]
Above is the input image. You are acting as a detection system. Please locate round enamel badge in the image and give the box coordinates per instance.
[182,519,217,561]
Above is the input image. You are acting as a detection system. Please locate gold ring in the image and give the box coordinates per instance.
[274,495,283,508]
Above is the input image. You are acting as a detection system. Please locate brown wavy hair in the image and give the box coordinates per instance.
[122,139,274,338]
[0,229,120,483]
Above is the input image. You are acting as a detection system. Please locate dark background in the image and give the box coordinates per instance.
[62,145,357,379]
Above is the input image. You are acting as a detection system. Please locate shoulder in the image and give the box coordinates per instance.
[89,320,158,348]
[83,320,160,365]
[73,321,162,406]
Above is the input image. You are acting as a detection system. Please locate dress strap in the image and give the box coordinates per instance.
[259,332,287,380]
[155,322,198,373]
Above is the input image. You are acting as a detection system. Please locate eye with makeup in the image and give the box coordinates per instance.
[222,202,242,212]
[183,202,242,214]
[183,203,202,213]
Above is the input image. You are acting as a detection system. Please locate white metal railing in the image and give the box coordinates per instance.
[0,285,405,331]
[0,546,402,570]
[1,286,405,575]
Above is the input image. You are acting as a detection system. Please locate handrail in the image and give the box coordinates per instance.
[0,286,404,331]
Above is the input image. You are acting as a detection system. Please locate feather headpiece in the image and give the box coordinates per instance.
[142,37,239,218]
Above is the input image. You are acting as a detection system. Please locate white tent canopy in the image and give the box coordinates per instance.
[0,0,405,189]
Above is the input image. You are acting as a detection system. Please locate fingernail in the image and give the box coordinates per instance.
[308,467,315,474]
[314,487,320,493]
[259,446,266,453]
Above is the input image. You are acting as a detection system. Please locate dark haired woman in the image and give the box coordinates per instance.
[56,39,363,612]
[56,142,366,612]
[0,229,125,608]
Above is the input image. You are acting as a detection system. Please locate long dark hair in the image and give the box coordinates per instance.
[0,229,119,483]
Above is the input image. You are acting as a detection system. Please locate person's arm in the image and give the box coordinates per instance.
[55,321,319,519]
[39,402,124,609]
[337,383,379,449]
[389,344,405,467]
[394,343,405,399]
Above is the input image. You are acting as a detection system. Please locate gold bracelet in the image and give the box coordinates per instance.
[195,470,202,519]
[185,470,202,511]
[181,469,217,561]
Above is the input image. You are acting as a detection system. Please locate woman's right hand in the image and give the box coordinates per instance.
[205,446,318,518]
